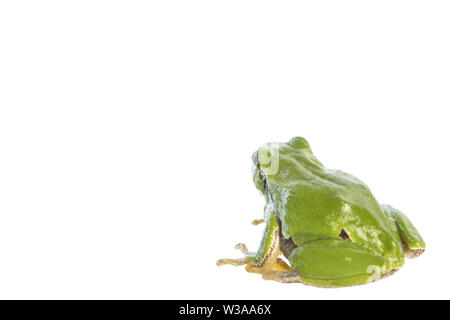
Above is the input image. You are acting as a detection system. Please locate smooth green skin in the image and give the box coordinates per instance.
[250,137,425,287]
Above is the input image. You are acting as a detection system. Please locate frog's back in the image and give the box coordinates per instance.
[260,137,402,258]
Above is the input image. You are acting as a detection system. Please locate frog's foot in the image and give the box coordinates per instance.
[251,219,265,226]
[260,270,302,283]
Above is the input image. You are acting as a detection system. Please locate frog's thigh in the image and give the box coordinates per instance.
[381,204,426,258]
[289,239,392,287]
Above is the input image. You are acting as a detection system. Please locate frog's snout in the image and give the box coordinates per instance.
[252,151,259,166]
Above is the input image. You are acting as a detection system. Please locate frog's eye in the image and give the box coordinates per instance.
[258,170,266,181]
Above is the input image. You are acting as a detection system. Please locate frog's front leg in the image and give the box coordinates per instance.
[381,204,426,258]
[217,209,292,275]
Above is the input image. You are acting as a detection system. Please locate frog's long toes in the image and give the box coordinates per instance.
[216,257,247,267]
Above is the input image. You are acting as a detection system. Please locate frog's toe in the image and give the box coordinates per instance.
[216,257,247,266]
[235,243,250,254]
[251,219,265,226]
[216,243,254,267]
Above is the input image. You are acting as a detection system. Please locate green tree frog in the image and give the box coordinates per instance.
[217,137,425,287]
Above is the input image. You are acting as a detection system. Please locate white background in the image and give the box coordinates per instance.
[0,1,448,299]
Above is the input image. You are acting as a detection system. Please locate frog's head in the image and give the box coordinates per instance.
[252,137,314,199]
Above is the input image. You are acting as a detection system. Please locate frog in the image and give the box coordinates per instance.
[217,137,425,287]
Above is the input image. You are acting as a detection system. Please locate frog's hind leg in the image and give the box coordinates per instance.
[217,212,295,278]
[381,205,426,258]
